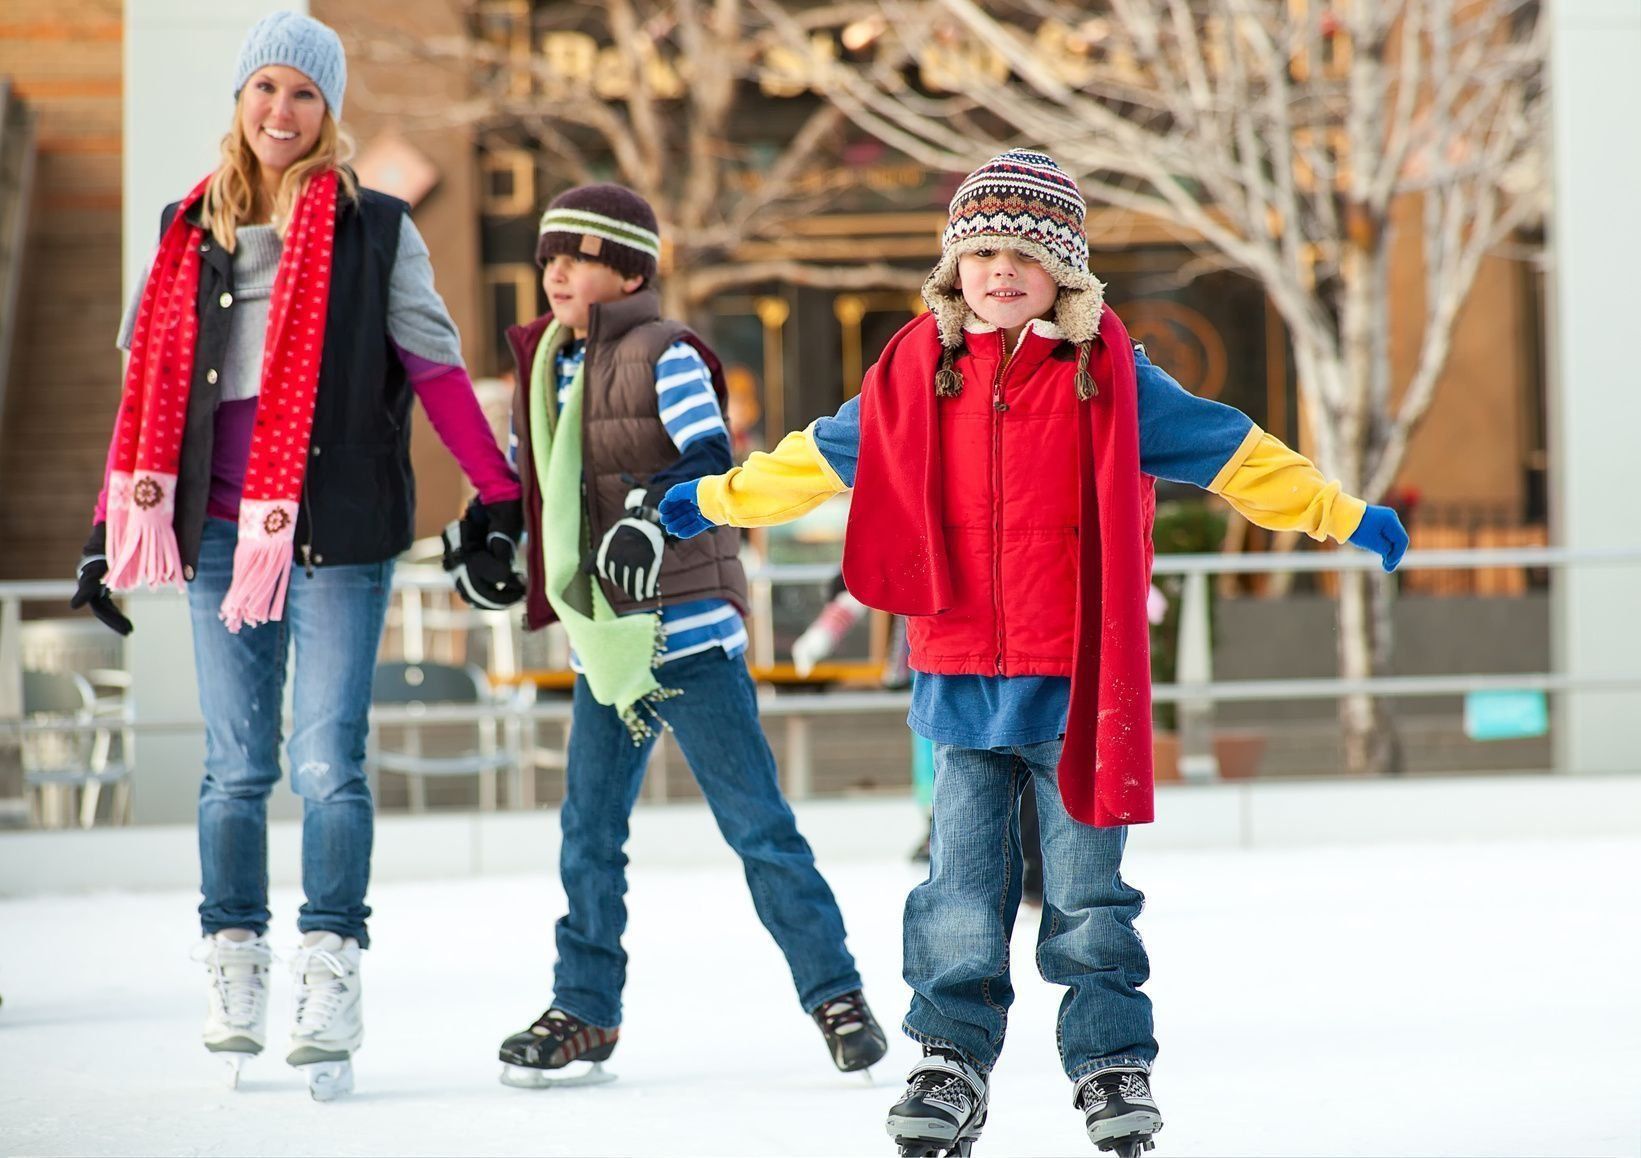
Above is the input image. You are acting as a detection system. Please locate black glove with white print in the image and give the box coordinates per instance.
[442,499,526,611]
[592,486,665,603]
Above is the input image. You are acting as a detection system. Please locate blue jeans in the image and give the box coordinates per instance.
[902,740,1156,1080]
[552,649,862,1027]
[188,518,393,947]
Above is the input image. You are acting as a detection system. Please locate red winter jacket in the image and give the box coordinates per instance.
[844,311,1157,826]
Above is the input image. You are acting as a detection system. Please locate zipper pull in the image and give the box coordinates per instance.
[302,544,315,578]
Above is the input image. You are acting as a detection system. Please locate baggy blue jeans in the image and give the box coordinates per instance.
[187,518,393,947]
[902,739,1157,1080]
[551,649,862,1027]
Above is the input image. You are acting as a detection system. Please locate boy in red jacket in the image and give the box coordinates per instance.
[661,151,1407,1156]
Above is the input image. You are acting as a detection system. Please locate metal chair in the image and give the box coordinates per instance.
[368,661,516,811]
[22,669,132,828]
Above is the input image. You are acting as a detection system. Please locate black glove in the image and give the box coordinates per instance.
[442,499,526,611]
[592,486,665,603]
[70,526,133,636]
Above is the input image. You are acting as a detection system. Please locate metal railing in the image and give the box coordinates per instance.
[2,544,1639,821]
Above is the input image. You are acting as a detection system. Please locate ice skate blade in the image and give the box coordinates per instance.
[500,1060,617,1089]
[1101,1139,1154,1158]
[217,1053,248,1090]
[296,1059,354,1102]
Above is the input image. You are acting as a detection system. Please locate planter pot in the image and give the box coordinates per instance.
[1152,729,1267,782]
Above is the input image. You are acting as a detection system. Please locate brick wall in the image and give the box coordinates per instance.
[0,1,124,578]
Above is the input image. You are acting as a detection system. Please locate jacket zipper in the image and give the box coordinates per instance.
[301,481,317,577]
[991,340,1012,675]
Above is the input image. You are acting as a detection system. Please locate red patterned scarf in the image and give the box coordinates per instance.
[106,169,336,633]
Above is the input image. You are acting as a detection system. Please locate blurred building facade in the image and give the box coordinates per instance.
[0,0,1546,581]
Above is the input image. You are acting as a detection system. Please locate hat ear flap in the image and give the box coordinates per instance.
[1051,282,1106,348]
[920,258,973,349]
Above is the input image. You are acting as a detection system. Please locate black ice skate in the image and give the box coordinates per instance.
[812,989,889,1074]
[498,1007,619,1089]
[885,1046,989,1156]
[1075,1067,1163,1156]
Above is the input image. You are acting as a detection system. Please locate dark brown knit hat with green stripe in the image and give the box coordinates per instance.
[535,183,661,283]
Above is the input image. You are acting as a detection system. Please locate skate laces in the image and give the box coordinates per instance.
[816,991,869,1036]
[290,944,353,1031]
[528,1008,582,1042]
[1078,1068,1152,1110]
[192,937,268,1027]
[908,1048,983,1104]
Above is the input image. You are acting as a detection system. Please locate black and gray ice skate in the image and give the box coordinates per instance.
[812,989,889,1074]
[885,1046,989,1156]
[498,1007,619,1089]
[1075,1067,1162,1156]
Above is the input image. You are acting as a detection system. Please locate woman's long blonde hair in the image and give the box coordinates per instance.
[201,93,358,252]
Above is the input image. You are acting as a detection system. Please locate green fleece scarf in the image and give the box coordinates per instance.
[530,322,676,740]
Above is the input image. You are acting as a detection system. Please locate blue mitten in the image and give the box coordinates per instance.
[658,479,715,540]
[1348,505,1409,572]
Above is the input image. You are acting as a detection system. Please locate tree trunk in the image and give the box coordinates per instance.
[1308,331,1401,779]
[1336,569,1399,777]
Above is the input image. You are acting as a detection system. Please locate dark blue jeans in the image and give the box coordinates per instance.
[187,518,393,947]
[552,649,862,1027]
[902,739,1157,1080]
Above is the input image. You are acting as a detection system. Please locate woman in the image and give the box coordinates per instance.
[70,12,522,1099]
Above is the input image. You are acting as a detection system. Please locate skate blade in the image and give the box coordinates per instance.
[217,1053,248,1090]
[296,1059,354,1102]
[500,1060,617,1089]
[1102,1140,1155,1158]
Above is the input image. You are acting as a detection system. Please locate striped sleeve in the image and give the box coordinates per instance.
[655,341,728,451]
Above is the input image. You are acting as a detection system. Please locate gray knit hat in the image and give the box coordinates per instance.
[233,11,347,119]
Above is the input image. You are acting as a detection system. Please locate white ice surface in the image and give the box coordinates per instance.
[1,810,1638,1157]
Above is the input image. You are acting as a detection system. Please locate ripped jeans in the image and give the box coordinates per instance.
[188,517,393,947]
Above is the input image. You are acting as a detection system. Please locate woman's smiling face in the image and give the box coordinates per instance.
[239,65,326,176]
[956,245,1059,335]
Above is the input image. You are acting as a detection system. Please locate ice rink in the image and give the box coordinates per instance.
[2,802,1638,1157]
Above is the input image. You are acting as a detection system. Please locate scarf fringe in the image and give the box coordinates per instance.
[620,685,682,745]
[106,472,184,591]
[218,508,297,633]
[619,600,682,743]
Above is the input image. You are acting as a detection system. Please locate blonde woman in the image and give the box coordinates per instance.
[72,13,521,1099]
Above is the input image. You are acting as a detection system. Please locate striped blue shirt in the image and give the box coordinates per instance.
[555,338,747,668]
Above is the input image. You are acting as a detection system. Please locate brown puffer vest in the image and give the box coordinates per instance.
[506,290,747,631]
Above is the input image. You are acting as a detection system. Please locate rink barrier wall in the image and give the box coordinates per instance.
[3,771,1639,897]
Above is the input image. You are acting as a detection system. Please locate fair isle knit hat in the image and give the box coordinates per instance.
[233,12,347,119]
[922,150,1107,375]
[536,184,662,283]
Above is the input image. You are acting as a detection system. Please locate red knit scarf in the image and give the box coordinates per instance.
[107,170,336,633]
[843,310,1157,828]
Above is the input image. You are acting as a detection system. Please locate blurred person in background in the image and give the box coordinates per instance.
[70,11,522,1100]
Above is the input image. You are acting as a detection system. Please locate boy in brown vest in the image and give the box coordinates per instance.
[492,183,886,1088]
